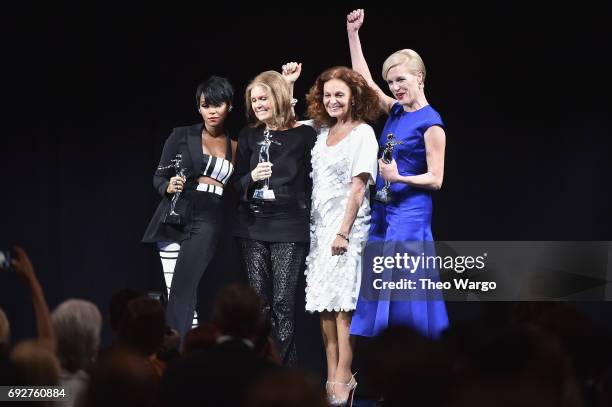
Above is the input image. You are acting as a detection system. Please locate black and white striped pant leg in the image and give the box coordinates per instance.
[157,241,181,297]
[157,242,199,328]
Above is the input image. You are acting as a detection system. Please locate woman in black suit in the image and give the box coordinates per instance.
[143,76,237,340]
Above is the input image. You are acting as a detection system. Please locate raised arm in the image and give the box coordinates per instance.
[281,62,302,98]
[281,62,302,116]
[11,246,56,352]
[347,9,396,114]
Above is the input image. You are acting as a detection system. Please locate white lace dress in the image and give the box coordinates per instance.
[304,123,379,312]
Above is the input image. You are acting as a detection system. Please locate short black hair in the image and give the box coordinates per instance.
[196,75,234,108]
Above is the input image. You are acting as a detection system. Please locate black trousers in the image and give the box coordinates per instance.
[166,193,222,339]
[238,238,307,366]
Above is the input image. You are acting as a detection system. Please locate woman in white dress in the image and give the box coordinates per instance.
[294,65,380,405]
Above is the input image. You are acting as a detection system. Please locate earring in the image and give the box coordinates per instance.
[228,105,233,112]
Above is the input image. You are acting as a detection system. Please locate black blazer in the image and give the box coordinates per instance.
[142,123,230,244]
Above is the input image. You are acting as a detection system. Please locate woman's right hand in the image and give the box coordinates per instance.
[347,9,364,33]
[251,162,273,182]
[166,175,185,194]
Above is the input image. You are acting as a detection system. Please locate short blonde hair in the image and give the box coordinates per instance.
[245,71,296,130]
[382,49,427,83]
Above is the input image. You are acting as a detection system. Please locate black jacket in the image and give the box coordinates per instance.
[142,123,231,244]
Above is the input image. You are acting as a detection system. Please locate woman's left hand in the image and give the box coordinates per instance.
[331,235,348,256]
[10,246,36,284]
[378,159,400,182]
[281,62,302,84]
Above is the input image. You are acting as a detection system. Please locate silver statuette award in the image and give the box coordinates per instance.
[374,133,403,203]
[161,153,187,225]
[252,128,281,201]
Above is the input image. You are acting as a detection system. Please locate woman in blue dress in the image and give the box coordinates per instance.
[346,9,449,338]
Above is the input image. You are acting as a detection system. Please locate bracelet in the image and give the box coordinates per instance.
[336,233,349,243]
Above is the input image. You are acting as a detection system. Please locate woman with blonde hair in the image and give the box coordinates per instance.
[346,9,449,339]
[233,69,317,366]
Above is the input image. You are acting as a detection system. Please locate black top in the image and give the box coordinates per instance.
[232,124,316,242]
[142,123,232,243]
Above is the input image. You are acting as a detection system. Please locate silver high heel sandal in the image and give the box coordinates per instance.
[326,380,337,404]
[328,373,357,407]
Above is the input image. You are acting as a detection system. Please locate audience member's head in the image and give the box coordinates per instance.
[245,368,327,407]
[598,365,612,407]
[117,297,166,357]
[109,288,145,333]
[511,302,609,383]
[10,340,60,386]
[85,349,157,407]
[52,299,102,372]
[364,325,450,407]
[182,323,220,354]
[212,284,262,339]
[0,308,10,354]
[445,323,582,407]
[0,350,21,386]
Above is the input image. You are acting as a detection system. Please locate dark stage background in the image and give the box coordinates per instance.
[2,3,611,383]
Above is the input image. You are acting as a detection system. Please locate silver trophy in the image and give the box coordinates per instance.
[160,153,187,225]
[252,128,281,201]
[375,133,403,203]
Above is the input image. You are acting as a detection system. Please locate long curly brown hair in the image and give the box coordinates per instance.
[306,66,380,129]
